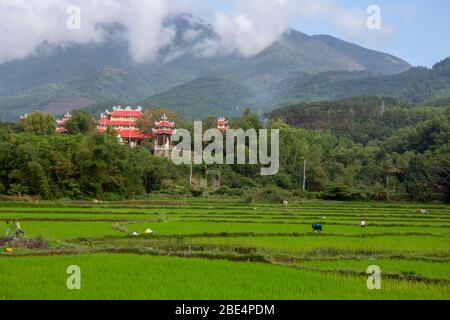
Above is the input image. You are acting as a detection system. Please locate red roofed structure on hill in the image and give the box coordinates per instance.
[56,112,72,133]
[94,106,179,155]
[152,114,176,156]
[97,106,151,146]
[217,117,229,132]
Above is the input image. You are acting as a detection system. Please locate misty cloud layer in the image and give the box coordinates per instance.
[0,0,393,64]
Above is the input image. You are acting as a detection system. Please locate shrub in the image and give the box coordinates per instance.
[102,192,124,202]
[322,184,352,201]
[291,189,308,199]
[291,189,323,200]
[372,184,389,201]
[270,173,293,190]
[214,186,245,197]
[190,188,205,197]
[245,186,291,204]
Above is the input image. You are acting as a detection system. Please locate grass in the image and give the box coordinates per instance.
[0,199,449,300]
[186,235,450,254]
[1,254,448,300]
[13,221,125,240]
[299,259,450,279]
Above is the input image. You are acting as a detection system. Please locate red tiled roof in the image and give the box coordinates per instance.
[107,110,142,117]
[117,130,151,139]
[99,119,137,126]
[152,129,176,135]
[97,127,151,139]
[155,121,175,127]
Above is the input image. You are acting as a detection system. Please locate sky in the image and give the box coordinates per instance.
[206,0,450,67]
[0,0,448,67]
[289,0,450,67]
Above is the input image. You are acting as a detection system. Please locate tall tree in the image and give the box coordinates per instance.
[65,111,96,134]
[21,111,56,135]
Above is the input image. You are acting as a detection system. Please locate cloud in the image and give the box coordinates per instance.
[0,0,395,64]
[205,0,299,57]
[324,2,394,47]
[195,0,394,57]
[0,1,112,63]
[123,0,174,63]
[292,0,394,46]
[0,0,176,64]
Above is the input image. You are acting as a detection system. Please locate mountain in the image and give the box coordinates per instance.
[138,77,253,119]
[0,13,412,121]
[313,35,410,75]
[262,57,450,110]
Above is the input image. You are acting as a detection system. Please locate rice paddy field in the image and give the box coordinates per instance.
[0,197,449,300]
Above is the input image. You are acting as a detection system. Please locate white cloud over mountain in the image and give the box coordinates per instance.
[0,0,393,64]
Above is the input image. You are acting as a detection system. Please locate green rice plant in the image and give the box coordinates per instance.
[298,259,450,279]
[1,254,448,300]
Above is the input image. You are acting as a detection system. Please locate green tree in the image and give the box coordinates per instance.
[22,111,56,135]
[232,108,262,131]
[64,111,96,134]
[26,160,50,197]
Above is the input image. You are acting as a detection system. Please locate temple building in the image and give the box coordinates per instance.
[217,117,229,132]
[96,107,177,155]
[152,114,176,157]
[56,112,72,133]
[97,106,150,146]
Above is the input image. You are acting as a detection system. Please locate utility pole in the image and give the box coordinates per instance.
[205,165,208,191]
[302,157,307,191]
[189,162,193,186]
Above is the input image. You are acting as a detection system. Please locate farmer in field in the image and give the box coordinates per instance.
[4,220,25,239]
[15,221,25,238]
[5,221,14,240]
[361,220,367,228]
[312,224,323,232]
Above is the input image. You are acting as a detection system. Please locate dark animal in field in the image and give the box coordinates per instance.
[312,224,323,232]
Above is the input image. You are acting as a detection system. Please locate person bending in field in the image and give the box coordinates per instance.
[361,220,367,228]
[15,221,25,238]
[5,221,14,240]
[312,224,323,232]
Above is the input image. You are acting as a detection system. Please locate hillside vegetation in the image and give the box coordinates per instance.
[264,58,450,110]
[1,102,449,203]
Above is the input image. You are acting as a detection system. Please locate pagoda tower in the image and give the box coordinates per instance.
[217,117,229,132]
[56,112,72,133]
[152,114,176,157]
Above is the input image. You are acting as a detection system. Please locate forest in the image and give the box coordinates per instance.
[0,96,449,203]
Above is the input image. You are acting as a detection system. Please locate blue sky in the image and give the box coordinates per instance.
[207,0,450,67]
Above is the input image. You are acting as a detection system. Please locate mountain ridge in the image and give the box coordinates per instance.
[0,13,412,120]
